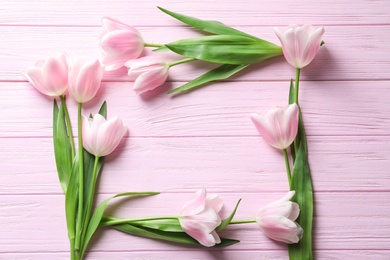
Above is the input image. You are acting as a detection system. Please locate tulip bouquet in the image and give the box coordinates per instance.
[23,6,325,260]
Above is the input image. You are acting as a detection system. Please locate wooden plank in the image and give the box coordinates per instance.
[1,0,389,26]
[1,136,389,194]
[1,81,389,137]
[2,25,389,81]
[0,192,389,252]
[1,250,390,260]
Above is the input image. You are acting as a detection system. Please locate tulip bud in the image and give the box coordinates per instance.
[256,191,303,244]
[251,104,299,150]
[274,24,325,69]
[68,58,103,103]
[125,56,169,94]
[22,53,69,97]
[179,188,223,247]
[82,114,127,157]
[100,17,144,71]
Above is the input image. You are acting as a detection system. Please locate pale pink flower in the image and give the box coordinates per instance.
[179,188,223,247]
[68,58,103,103]
[22,53,69,97]
[251,104,299,150]
[82,114,127,157]
[100,17,144,71]
[274,24,325,69]
[256,191,303,244]
[125,56,169,94]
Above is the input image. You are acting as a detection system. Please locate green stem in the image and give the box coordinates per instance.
[100,216,178,227]
[60,95,75,159]
[70,238,75,260]
[283,149,292,187]
[168,57,196,68]
[75,103,84,252]
[229,219,256,224]
[294,68,301,104]
[144,42,164,48]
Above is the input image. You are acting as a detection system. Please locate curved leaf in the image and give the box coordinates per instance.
[53,99,73,193]
[110,223,240,247]
[158,6,260,41]
[288,144,313,260]
[81,192,159,256]
[216,198,242,231]
[168,64,249,94]
[166,35,282,65]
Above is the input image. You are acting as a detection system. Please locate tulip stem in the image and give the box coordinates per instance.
[75,102,84,253]
[144,42,164,48]
[294,68,301,104]
[99,216,178,227]
[168,57,196,68]
[60,95,75,159]
[229,219,256,224]
[283,149,292,187]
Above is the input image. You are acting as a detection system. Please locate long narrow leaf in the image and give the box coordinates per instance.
[166,35,282,65]
[53,99,73,193]
[65,158,79,241]
[110,223,239,247]
[288,79,297,161]
[216,199,242,231]
[81,192,159,256]
[158,6,261,41]
[288,144,313,260]
[168,64,249,94]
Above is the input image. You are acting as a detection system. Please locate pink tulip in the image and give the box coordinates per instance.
[256,191,303,244]
[125,56,169,94]
[22,53,68,97]
[100,17,144,71]
[68,58,103,103]
[82,114,127,157]
[251,104,299,150]
[179,188,223,247]
[274,24,325,69]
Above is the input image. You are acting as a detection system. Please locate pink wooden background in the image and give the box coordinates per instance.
[1,0,390,259]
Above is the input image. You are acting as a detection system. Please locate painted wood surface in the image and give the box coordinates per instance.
[0,0,389,259]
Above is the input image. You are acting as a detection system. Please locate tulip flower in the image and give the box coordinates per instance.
[178,188,223,247]
[82,114,127,157]
[251,104,298,150]
[274,24,325,69]
[256,191,303,244]
[100,17,145,71]
[125,56,169,94]
[22,52,68,97]
[68,58,103,103]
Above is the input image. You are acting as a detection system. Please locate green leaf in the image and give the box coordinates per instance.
[53,99,73,193]
[153,45,170,52]
[110,223,239,247]
[288,144,313,260]
[127,219,183,232]
[98,101,107,119]
[81,192,159,256]
[168,64,249,94]
[65,157,79,241]
[166,35,282,65]
[216,199,242,231]
[157,6,261,41]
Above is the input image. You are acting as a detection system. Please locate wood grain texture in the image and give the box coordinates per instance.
[1,0,389,26]
[1,81,389,137]
[0,0,389,259]
[1,26,389,81]
[1,193,389,252]
[1,136,389,194]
